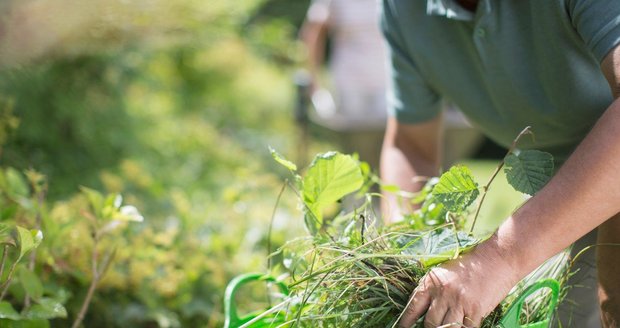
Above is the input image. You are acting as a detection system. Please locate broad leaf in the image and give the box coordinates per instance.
[19,266,44,301]
[22,298,67,319]
[504,150,554,195]
[400,229,479,267]
[17,227,42,260]
[101,194,124,221]
[415,201,447,227]
[6,319,51,328]
[269,147,297,172]
[431,166,479,213]
[5,168,28,198]
[302,152,363,233]
[0,301,21,320]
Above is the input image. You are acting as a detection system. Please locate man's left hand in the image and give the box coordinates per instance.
[398,241,520,328]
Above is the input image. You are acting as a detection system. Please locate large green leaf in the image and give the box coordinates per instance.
[431,166,479,213]
[19,266,44,301]
[22,298,67,320]
[400,229,480,267]
[302,152,363,234]
[0,301,21,320]
[504,150,554,195]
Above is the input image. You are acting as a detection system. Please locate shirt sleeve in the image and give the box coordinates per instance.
[380,0,441,124]
[567,0,620,62]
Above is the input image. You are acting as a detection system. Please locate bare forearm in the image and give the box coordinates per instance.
[485,97,620,278]
[300,21,326,81]
[380,117,442,222]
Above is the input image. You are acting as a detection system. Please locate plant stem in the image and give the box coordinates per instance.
[71,236,100,328]
[446,213,461,258]
[267,180,287,271]
[0,246,8,280]
[266,180,288,308]
[0,245,9,301]
[0,258,22,301]
[24,189,45,309]
[469,126,533,233]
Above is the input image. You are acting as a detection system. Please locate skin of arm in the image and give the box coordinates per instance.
[380,115,443,223]
[398,44,620,328]
[299,13,327,93]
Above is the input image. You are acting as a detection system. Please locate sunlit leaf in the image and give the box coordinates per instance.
[302,152,363,234]
[17,227,42,260]
[22,298,67,319]
[431,166,479,213]
[415,201,448,227]
[504,150,554,195]
[269,147,297,172]
[400,229,479,267]
[104,194,122,210]
[0,301,21,320]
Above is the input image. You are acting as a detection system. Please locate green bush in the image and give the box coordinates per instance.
[0,0,313,326]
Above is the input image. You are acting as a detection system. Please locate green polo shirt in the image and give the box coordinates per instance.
[382,0,620,161]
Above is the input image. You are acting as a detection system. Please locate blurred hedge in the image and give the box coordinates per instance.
[0,0,312,326]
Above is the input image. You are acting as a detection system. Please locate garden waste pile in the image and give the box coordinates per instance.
[227,142,572,328]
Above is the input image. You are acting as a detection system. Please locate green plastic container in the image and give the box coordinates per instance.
[224,273,289,328]
[224,274,559,328]
[499,279,560,328]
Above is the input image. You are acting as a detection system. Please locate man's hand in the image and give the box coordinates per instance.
[398,241,520,328]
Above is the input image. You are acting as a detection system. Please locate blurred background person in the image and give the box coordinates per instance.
[300,0,387,170]
[299,0,483,172]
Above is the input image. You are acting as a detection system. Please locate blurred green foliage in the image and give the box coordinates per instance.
[0,0,313,327]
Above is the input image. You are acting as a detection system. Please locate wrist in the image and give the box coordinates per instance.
[471,234,524,288]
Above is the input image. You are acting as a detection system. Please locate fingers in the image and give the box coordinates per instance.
[463,315,482,328]
[424,300,448,328]
[440,308,464,327]
[398,287,431,328]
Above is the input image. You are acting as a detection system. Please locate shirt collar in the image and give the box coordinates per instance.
[426,0,475,21]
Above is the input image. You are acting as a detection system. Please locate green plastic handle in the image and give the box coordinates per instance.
[499,279,560,328]
[224,273,289,328]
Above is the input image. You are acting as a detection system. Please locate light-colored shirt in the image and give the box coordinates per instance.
[308,0,387,130]
[309,0,386,91]
[382,0,620,160]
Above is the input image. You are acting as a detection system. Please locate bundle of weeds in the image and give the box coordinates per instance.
[259,147,570,328]
[278,218,504,328]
